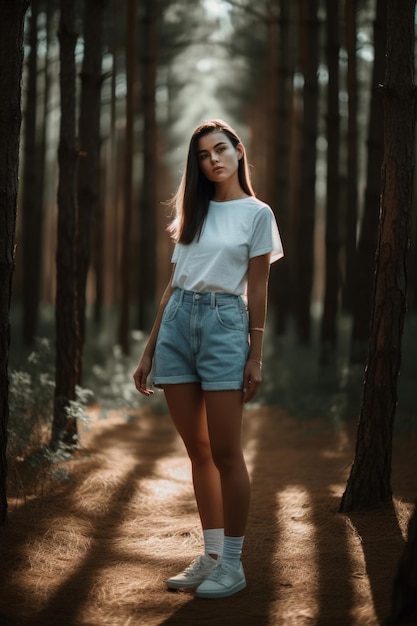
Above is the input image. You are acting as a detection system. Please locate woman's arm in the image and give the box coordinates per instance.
[243,253,271,403]
[133,265,176,396]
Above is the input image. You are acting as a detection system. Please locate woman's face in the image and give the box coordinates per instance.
[197,131,243,183]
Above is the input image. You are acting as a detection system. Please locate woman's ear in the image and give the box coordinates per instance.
[236,143,244,160]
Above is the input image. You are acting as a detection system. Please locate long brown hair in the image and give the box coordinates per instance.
[168,120,255,244]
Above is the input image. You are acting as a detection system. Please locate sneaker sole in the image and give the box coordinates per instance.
[166,579,202,590]
[195,578,246,599]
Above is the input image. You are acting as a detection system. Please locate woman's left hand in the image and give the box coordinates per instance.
[242,359,262,404]
[133,355,154,396]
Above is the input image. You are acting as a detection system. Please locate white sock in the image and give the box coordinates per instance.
[203,528,224,558]
[221,535,244,570]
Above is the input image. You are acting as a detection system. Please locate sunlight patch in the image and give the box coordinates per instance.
[393,496,416,539]
[328,483,348,499]
[275,486,318,621]
[138,456,192,505]
[344,518,376,624]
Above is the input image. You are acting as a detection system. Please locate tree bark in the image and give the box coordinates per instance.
[76,0,105,384]
[0,0,30,525]
[320,0,341,363]
[350,0,387,363]
[119,0,136,354]
[340,0,416,513]
[264,0,279,210]
[51,0,79,449]
[137,0,159,331]
[295,0,319,344]
[408,157,417,311]
[388,502,417,624]
[269,0,294,334]
[21,0,44,347]
[343,0,359,313]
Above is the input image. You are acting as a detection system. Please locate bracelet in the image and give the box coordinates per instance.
[248,359,262,366]
[249,327,264,332]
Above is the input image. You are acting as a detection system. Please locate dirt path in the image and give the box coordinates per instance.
[1,404,416,626]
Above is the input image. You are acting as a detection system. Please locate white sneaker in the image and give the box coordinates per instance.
[195,561,246,599]
[166,555,217,589]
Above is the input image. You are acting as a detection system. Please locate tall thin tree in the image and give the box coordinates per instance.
[350,0,387,363]
[0,0,30,524]
[21,0,43,346]
[340,0,416,512]
[343,0,359,313]
[76,0,105,384]
[295,0,319,344]
[119,0,136,354]
[51,0,79,449]
[268,0,294,334]
[320,0,341,363]
[137,0,159,330]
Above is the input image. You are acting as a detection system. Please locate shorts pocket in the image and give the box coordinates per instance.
[161,296,180,322]
[215,300,246,330]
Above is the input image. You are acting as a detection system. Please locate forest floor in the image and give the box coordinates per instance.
[1,399,416,626]
[2,313,417,625]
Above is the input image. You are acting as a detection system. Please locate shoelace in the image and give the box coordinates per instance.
[184,558,203,574]
[207,563,229,582]
[183,557,212,576]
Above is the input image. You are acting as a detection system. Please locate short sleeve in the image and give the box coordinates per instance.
[249,205,284,263]
[171,243,180,263]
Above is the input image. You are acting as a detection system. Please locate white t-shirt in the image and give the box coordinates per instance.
[171,196,284,295]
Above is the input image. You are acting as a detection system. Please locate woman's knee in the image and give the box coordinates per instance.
[210,446,243,473]
[186,438,213,467]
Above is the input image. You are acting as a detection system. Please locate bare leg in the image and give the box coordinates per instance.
[204,390,250,537]
[163,383,224,530]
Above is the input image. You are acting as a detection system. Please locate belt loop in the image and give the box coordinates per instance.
[210,292,216,308]
[178,289,184,306]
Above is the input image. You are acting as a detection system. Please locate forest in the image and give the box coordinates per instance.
[0,0,416,624]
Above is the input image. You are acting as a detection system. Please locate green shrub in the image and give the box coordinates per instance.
[8,338,93,461]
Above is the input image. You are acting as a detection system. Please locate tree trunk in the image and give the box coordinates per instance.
[93,151,105,326]
[100,0,122,320]
[119,0,136,354]
[343,0,359,313]
[340,0,416,513]
[36,1,52,316]
[51,0,79,449]
[21,0,43,346]
[320,0,341,363]
[110,0,121,312]
[264,0,279,210]
[295,0,319,344]
[350,0,387,363]
[389,502,417,624]
[408,156,417,311]
[137,0,158,331]
[411,211,417,311]
[270,0,294,334]
[0,0,30,525]
[76,0,105,384]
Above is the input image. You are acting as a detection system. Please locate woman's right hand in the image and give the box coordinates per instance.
[133,355,154,396]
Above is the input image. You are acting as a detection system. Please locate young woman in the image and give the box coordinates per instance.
[133,119,283,599]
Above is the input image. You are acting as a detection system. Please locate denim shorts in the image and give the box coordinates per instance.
[153,289,250,391]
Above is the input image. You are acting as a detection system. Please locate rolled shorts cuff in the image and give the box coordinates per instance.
[153,376,243,391]
[152,374,200,388]
[201,381,243,391]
